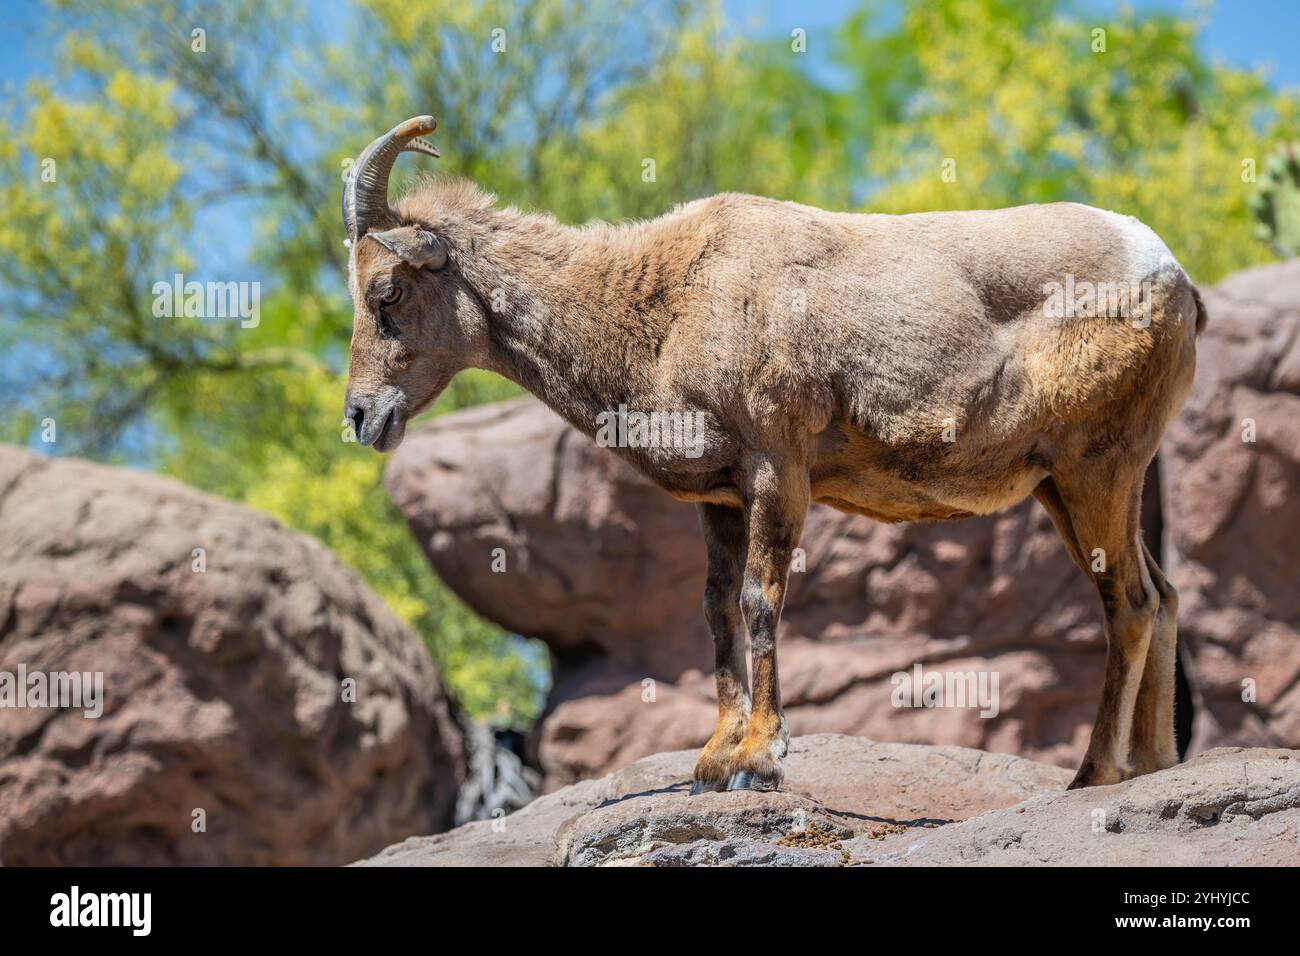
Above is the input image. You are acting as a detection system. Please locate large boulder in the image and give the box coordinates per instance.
[384,400,710,678]
[386,260,1300,787]
[871,746,1300,867]
[354,733,1071,866]
[534,630,1094,790]
[0,446,465,865]
[1163,260,1300,754]
[356,735,1300,866]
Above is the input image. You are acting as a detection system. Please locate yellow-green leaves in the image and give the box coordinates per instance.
[850,0,1297,282]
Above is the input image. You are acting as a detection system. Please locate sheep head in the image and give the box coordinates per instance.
[342,116,486,452]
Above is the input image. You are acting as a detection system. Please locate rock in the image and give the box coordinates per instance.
[386,260,1300,787]
[534,659,714,789]
[358,735,1300,866]
[0,446,465,865]
[559,790,862,867]
[872,747,1300,867]
[354,733,1070,866]
[535,635,1097,791]
[356,775,607,867]
[384,400,710,678]
[1164,260,1300,755]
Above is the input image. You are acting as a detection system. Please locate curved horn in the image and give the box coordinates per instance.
[342,115,440,241]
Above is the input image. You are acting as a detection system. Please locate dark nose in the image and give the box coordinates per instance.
[345,394,371,445]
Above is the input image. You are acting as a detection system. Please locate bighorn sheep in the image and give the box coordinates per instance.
[342,117,1203,791]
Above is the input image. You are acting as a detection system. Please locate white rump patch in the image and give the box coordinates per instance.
[1093,207,1181,280]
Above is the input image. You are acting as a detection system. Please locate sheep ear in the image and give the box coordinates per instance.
[366,226,448,269]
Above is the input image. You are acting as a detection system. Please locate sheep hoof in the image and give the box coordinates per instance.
[726,770,779,792]
[1067,759,1125,789]
[689,778,726,796]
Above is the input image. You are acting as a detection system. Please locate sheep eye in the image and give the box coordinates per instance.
[380,286,402,306]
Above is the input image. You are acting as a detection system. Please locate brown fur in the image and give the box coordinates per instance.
[345,176,1201,791]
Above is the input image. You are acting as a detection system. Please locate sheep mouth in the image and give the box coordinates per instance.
[371,408,406,453]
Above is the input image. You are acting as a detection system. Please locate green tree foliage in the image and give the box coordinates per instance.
[839,0,1298,282]
[1,0,1295,725]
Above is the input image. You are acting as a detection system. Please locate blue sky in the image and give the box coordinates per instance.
[2,0,1298,89]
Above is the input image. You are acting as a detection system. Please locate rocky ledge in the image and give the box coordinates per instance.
[353,734,1300,866]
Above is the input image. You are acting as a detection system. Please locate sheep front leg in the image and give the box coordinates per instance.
[690,503,751,794]
[727,453,808,792]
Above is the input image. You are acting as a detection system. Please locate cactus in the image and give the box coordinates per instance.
[1250,141,1300,258]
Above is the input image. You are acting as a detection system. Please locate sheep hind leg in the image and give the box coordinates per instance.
[690,503,751,794]
[1046,470,1160,789]
[1129,540,1179,776]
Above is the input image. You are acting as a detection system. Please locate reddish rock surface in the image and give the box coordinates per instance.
[1164,259,1300,754]
[355,734,1073,866]
[385,400,710,678]
[386,260,1300,788]
[0,447,465,865]
[356,736,1300,867]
